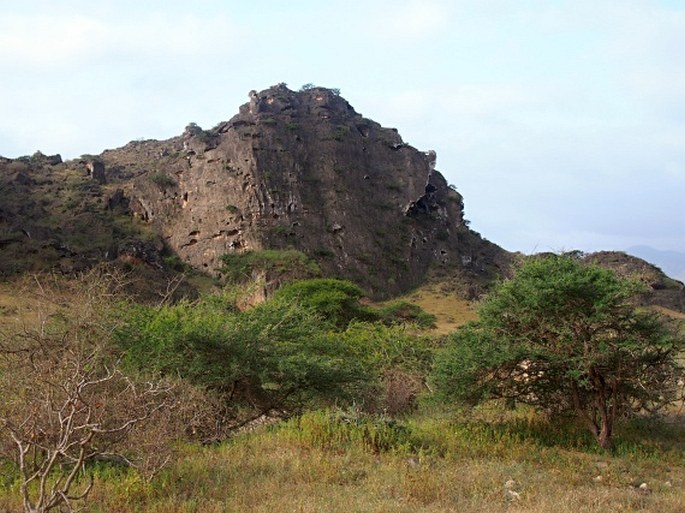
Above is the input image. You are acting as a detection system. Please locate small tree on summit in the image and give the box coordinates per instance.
[432,254,684,450]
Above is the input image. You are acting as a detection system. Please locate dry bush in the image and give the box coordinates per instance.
[379,369,425,416]
[123,380,235,479]
[0,271,175,512]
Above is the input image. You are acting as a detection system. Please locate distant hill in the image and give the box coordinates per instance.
[626,246,685,283]
[586,251,685,313]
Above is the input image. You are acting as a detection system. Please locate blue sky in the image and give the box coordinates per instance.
[1,0,684,256]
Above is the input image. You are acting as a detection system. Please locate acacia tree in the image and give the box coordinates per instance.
[115,291,372,425]
[432,255,684,450]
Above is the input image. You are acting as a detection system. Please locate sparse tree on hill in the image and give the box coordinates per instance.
[432,254,684,450]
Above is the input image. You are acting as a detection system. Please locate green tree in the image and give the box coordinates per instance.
[375,300,437,329]
[219,249,320,285]
[272,278,377,329]
[432,255,684,449]
[115,292,370,420]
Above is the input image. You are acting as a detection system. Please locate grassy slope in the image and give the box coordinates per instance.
[652,305,685,321]
[392,283,478,335]
[0,280,46,328]
[2,407,682,513]
[1,281,683,512]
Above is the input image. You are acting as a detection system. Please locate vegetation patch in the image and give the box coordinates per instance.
[375,300,437,329]
[431,254,685,450]
[219,249,320,284]
[147,171,176,189]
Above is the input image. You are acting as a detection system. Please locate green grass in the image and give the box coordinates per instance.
[1,266,683,512]
[148,171,177,188]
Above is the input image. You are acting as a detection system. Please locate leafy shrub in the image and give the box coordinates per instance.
[195,130,215,144]
[115,293,370,417]
[332,125,349,141]
[376,300,437,329]
[283,408,412,453]
[148,172,176,189]
[338,322,437,414]
[273,278,377,329]
[162,253,188,272]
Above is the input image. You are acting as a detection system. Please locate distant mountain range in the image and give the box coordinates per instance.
[626,246,685,283]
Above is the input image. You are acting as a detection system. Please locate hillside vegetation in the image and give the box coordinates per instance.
[1,86,684,513]
[0,256,683,513]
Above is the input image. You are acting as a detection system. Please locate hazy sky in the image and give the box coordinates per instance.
[1,0,683,255]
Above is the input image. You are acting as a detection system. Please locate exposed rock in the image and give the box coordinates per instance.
[3,85,682,306]
[11,171,35,186]
[84,159,106,184]
[45,154,62,166]
[98,84,510,297]
[116,239,164,269]
[106,188,130,214]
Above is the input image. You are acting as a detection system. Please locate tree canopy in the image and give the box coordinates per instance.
[432,254,684,449]
[115,292,370,417]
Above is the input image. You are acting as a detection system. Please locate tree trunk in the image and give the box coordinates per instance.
[588,369,614,451]
[571,382,614,451]
[597,414,613,450]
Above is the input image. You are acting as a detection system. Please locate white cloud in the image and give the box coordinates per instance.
[1,0,683,257]
[0,14,104,66]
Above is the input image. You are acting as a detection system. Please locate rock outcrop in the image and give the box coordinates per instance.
[100,84,510,297]
[3,85,684,308]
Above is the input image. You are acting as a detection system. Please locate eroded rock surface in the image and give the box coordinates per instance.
[101,84,510,296]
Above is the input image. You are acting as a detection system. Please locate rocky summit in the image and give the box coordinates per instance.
[98,84,510,297]
[1,84,683,307]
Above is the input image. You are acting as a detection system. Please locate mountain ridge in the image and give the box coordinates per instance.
[95,83,511,298]
[626,245,685,283]
[1,84,683,310]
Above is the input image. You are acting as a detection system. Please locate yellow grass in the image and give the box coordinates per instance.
[651,305,685,320]
[0,279,41,327]
[2,410,679,513]
[400,283,478,334]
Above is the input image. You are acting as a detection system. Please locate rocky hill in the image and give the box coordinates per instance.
[1,84,683,308]
[586,251,685,312]
[100,84,516,297]
[0,85,510,298]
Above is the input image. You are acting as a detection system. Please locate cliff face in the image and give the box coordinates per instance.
[101,84,510,297]
[2,85,684,307]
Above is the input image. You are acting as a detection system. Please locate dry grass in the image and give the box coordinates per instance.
[0,278,49,329]
[1,279,683,512]
[651,305,685,321]
[400,284,478,334]
[2,408,682,513]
